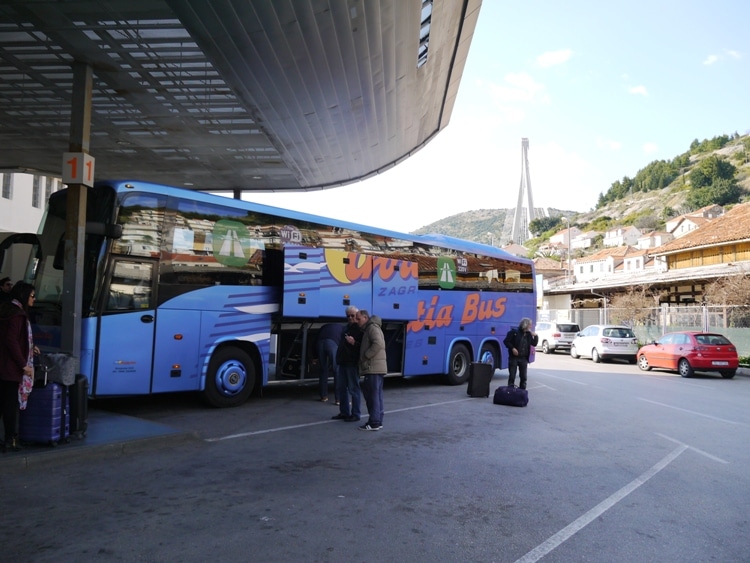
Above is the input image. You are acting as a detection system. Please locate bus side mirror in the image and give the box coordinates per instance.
[86,222,123,239]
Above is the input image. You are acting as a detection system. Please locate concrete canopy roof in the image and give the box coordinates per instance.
[0,0,480,193]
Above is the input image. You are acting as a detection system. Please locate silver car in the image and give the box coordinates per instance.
[535,321,581,354]
[570,324,638,363]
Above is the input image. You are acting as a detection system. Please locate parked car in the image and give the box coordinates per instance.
[570,324,638,363]
[535,321,581,354]
[637,331,738,378]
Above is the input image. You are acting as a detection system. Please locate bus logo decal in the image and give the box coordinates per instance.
[213,220,251,267]
[437,257,456,289]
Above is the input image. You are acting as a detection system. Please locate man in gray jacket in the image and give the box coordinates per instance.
[355,309,387,431]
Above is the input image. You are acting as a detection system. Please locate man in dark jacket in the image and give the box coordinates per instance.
[331,306,363,422]
[503,317,538,390]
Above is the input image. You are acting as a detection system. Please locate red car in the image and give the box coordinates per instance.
[637,331,739,378]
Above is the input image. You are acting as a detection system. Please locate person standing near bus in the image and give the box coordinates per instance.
[356,309,387,431]
[331,305,363,422]
[316,322,345,403]
[0,277,13,303]
[503,317,538,390]
[0,281,37,452]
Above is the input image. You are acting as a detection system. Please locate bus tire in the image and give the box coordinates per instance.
[204,346,255,408]
[446,343,471,385]
[479,342,500,373]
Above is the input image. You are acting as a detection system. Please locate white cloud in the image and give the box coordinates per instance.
[596,138,622,151]
[726,50,741,59]
[492,72,547,102]
[703,54,719,65]
[628,85,648,96]
[536,49,573,68]
[643,142,658,154]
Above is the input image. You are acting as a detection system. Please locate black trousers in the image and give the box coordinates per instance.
[0,379,20,442]
[507,357,529,389]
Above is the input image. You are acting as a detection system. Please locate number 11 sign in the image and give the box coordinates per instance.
[62,152,95,187]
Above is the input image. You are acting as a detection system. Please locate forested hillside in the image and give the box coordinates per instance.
[413,132,750,256]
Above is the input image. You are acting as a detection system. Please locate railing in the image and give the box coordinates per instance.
[538,304,750,357]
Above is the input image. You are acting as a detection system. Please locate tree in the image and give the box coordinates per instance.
[703,273,750,328]
[686,178,742,208]
[609,286,662,326]
[689,155,736,189]
[529,216,562,237]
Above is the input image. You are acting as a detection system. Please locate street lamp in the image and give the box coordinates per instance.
[561,217,571,285]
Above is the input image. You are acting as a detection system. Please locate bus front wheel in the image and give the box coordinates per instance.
[205,347,256,408]
[446,343,471,385]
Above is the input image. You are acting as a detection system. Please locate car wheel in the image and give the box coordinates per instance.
[678,358,693,378]
[542,341,550,354]
[570,345,579,359]
[720,369,736,379]
[592,348,601,363]
[638,355,651,371]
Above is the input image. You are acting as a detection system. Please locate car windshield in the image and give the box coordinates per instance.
[558,324,579,332]
[695,334,731,345]
[603,327,635,338]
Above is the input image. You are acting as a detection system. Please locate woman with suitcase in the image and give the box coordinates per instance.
[0,281,37,452]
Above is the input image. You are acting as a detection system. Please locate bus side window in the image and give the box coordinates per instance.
[105,260,153,312]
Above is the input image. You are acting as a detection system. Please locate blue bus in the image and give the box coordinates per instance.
[13,180,536,407]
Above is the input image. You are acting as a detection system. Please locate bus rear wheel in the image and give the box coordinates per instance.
[204,346,255,408]
[446,343,471,385]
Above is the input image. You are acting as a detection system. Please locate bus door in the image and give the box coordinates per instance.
[94,259,156,396]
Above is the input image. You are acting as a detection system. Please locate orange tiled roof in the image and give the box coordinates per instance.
[652,202,750,255]
[575,245,632,263]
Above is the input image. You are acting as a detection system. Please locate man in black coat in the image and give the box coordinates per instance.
[503,317,538,389]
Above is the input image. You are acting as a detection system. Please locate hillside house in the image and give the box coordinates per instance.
[636,231,674,250]
[501,242,530,258]
[603,226,641,247]
[667,215,711,238]
[571,230,600,250]
[549,226,582,247]
[619,247,653,273]
[573,246,632,283]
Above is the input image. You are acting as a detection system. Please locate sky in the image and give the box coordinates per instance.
[244,0,749,235]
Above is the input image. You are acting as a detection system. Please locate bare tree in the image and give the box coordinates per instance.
[609,285,662,325]
[704,273,750,328]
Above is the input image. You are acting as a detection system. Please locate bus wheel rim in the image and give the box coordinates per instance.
[215,360,247,396]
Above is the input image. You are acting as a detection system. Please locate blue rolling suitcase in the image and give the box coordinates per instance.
[19,382,70,446]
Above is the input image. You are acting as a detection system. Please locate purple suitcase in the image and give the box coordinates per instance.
[19,382,70,445]
[493,385,528,407]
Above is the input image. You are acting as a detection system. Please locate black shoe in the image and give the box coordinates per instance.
[344,415,360,422]
[331,413,348,420]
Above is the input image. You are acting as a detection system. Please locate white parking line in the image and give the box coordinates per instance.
[656,432,729,464]
[638,398,740,425]
[515,445,688,563]
[204,398,474,442]
[538,372,588,385]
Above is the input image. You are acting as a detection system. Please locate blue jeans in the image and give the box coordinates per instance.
[317,339,339,400]
[336,363,361,418]
[362,374,384,426]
